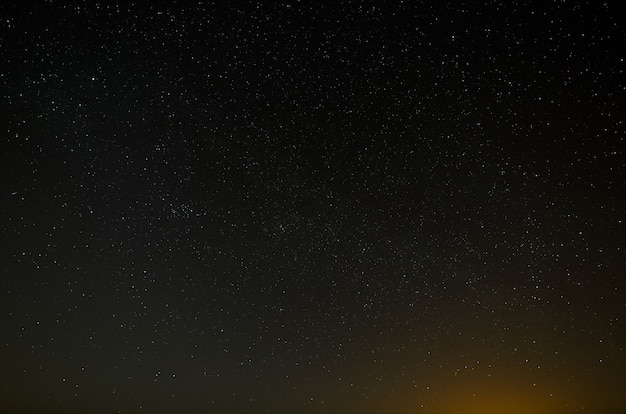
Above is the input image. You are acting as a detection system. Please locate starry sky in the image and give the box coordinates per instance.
[1,1,625,413]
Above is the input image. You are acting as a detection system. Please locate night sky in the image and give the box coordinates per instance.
[1,1,625,413]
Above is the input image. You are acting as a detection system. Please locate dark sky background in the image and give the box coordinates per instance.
[1,1,625,413]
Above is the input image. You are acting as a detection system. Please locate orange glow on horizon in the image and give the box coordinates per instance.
[388,376,585,414]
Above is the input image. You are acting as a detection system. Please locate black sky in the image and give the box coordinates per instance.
[1,1,625,413]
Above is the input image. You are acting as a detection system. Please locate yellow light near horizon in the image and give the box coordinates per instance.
[440,394,553,414]
[393,377,571,414]
[437,384,566,414]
